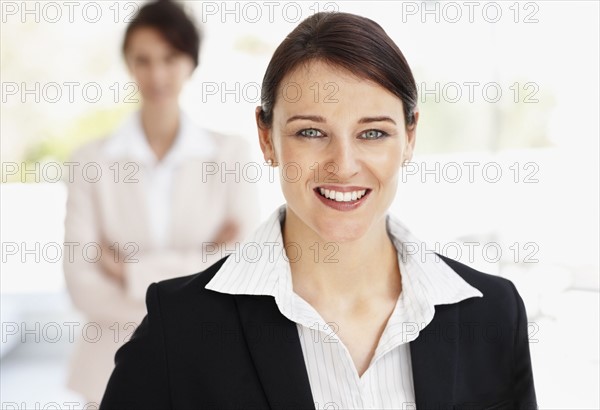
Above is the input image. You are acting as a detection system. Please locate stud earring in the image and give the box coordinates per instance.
[266,159,273,167]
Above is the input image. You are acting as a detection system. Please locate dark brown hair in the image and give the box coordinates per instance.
[259,12,418,129]
[122,0,201,69]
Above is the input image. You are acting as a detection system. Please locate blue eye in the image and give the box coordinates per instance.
[360,129,388,140]
[298,128,323,138]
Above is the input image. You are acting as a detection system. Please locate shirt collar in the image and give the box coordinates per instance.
[103,109,217,166]
[205,203,483,355]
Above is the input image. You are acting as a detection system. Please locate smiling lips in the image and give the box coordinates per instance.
[313,185,372,211]
[317,187,369,202]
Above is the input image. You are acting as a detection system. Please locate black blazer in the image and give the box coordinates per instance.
[100,254,538,410]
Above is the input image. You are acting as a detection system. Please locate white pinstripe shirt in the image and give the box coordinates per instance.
[205,204,483,409]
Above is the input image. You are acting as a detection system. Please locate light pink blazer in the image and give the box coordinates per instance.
[62,110,260,402]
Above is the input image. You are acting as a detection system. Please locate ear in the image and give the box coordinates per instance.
[404,107,419,162]
[255,106,276,164]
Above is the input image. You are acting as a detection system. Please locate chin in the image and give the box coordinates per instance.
[145,95,176,105]
[313,216,369,243]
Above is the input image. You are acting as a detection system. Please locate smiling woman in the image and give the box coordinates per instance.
[257,60,414,242]
[255,57,416,381]
[100,11,538,410]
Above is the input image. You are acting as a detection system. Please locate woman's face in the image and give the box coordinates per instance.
[257,60,418,243]
[124,27,194,106]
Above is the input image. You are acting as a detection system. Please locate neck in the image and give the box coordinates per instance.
[140,103,180,161]
[283,206,401,310]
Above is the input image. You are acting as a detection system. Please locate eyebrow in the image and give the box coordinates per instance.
[285,115,397,125]
[286,115,326,124]
[358,116,397,125]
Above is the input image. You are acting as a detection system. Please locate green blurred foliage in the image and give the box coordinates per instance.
[5,104,138,183]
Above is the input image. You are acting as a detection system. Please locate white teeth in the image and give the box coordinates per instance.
[318,188,368,202]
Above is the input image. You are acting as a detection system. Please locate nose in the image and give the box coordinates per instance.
[325,135,361,182]
[147,61,169,87]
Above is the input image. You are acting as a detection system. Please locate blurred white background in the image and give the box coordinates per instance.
[1,1,599,409]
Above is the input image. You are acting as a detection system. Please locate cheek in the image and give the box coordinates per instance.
[133,68,152,86]
[277,142,299,163]
[372,163,400,192]
[278,146,306,184]
[174,60,194,81]
[366,138,404,171]
[275,140,319,194]
[384,156,405,206]
[380,150,403,180]
[175,65,189,80]
[278,141,320,171]
[134,75,149,91]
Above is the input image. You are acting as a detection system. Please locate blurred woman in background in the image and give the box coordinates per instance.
[62,0,260,403]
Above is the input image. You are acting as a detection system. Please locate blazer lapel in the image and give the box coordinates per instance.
[410,303,459,410]
[234,294,316,410]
